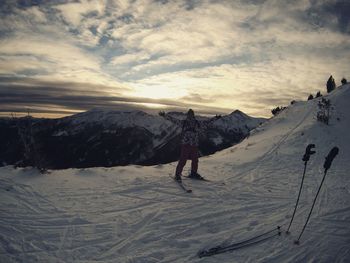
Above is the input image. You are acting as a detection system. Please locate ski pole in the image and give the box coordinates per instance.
[294,146,339,245]
[286,144,316,234]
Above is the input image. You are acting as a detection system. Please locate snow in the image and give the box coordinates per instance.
[211,135,223,146]
[1,85,350,262]
[212,110,265,134]
[62,108,176,136]
[52,130,68,137]
[57,108,181,150]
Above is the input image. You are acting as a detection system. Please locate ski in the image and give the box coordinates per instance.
[185,175,211,182]
[198,226,281,258]
[169,175,192,193]
[185,175,226,185]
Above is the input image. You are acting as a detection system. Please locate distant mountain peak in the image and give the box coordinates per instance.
[230,109,248,117]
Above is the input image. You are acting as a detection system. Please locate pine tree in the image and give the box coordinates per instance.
[315,91,322,98]
[317,98,332,125]
[326,75,336,93]
[271,106,286,116]
[14,113,48,173]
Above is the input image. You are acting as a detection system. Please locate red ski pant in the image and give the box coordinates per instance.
[175,144,198,176]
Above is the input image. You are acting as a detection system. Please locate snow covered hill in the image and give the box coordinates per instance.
[0,84,349,262]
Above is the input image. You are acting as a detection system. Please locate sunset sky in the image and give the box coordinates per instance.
[0,0,349,118]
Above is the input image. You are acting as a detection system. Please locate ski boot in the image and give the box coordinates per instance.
[188,171,204,180]
[174,174,182,182]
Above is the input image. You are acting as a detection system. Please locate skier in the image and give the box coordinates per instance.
[173,109,203,182]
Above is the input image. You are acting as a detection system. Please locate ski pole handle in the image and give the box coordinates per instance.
[323,147,339,172]
[302,144,316,162]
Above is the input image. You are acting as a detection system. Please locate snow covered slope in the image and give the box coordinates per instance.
[211,109,265,134]
[0,85,349,262]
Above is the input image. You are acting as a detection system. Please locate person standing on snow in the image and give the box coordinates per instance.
[174,109,204,182]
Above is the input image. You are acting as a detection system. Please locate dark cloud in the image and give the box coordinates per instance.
[181,93,215,104]
[0,77,130,93]
[241,0,350,34]
[16,0,70,8]
[0,78,232,117]
[322,0,350,33]
[153,0,202,11]
[293,0,350,33]
[118,13,135,24]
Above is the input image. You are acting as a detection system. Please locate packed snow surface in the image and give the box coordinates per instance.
[1,85,350,262]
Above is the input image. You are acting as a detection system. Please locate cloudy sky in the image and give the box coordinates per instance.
[0,0,349,118]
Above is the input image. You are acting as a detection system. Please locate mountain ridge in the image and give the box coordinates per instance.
[0,108,265,169]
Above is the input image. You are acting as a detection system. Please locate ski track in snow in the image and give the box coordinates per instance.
[1,85,350,262]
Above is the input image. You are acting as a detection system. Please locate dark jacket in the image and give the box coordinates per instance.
[181,117,200,146]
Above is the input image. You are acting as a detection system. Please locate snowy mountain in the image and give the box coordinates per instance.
[0,84,349,262]
[0,109,264,169]
[62,108,175,137]
[212,109,264,134]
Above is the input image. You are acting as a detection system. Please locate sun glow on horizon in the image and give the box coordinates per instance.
[127,85,188,100]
